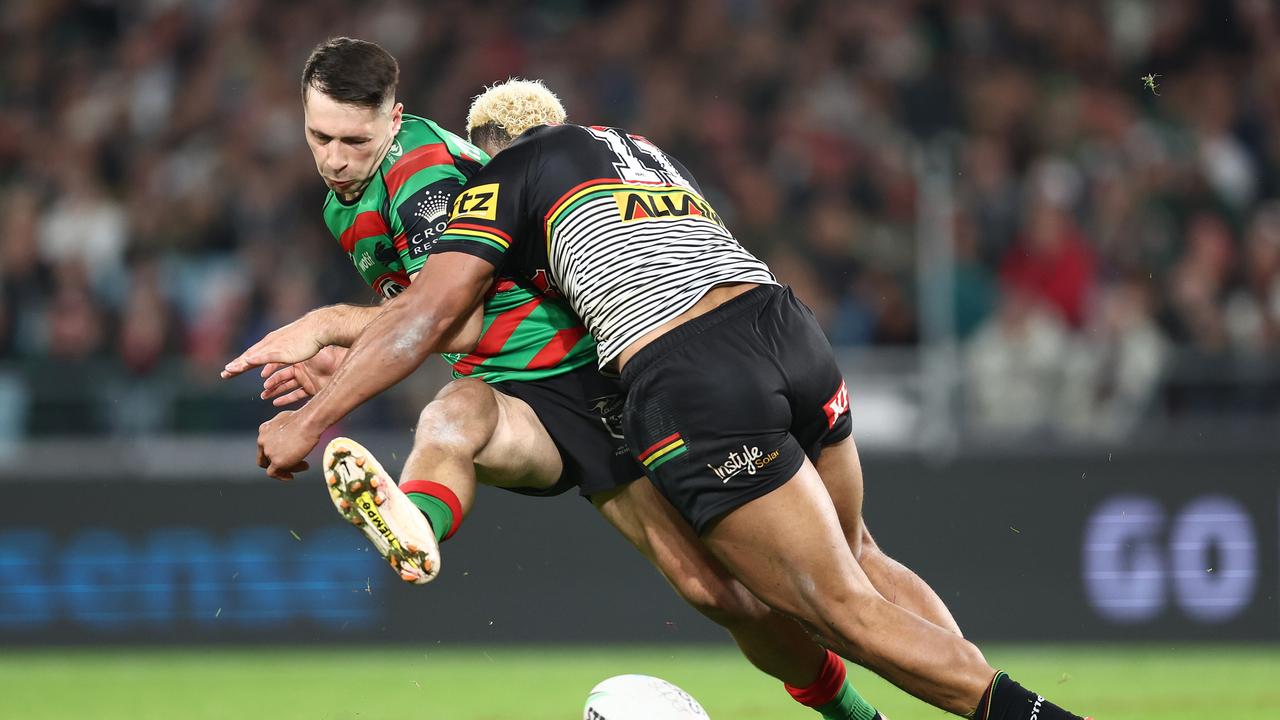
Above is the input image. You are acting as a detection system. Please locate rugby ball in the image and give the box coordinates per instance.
[584,674,710,719]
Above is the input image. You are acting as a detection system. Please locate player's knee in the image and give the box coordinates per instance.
[415,380,494,456]
[432,377,492,407]
[670,573,769,628]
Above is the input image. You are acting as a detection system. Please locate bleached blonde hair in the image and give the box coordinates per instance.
[465,78,567,144]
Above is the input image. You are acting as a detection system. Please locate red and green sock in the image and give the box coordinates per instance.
[400,480,462,543]
[786,650,881,720]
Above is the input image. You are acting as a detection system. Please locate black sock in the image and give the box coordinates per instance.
[972,672,1085,720]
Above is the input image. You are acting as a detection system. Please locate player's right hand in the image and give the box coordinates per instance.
[220,313,329,379]
[260,345,347,406]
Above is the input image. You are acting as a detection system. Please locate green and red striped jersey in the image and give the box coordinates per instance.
[321,113,597,383]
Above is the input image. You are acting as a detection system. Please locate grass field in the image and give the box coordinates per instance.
[2,645,1277,719]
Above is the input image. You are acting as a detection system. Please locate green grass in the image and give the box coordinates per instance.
[2,645,1276,719]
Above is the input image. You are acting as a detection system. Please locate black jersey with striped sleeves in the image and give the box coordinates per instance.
[433,124,776,368]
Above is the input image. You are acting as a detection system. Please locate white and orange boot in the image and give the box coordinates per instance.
[323,437,440,585]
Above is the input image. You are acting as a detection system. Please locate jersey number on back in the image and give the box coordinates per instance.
[587,127,691,189]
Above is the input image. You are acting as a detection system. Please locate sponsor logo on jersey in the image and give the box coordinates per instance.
[356,252,376,272]
[452,183,500,220]
[614,188,725,228]
[407,188,453,258]
[408,233,436,258]
[823,379,849,429]
[708,444,780,483]
[412,188,453,223]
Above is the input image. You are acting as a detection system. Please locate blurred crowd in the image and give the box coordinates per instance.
[2,0,1279,439]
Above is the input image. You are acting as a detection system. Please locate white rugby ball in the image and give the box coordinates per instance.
[584,674,710,720]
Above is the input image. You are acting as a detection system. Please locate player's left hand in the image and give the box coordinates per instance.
[221,312,328,380]
[256,409,321,480]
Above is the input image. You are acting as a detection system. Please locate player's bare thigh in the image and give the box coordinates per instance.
[413,378,563,491]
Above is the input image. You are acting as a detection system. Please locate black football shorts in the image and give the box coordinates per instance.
[490,363,642,497]
[619,284,853,534]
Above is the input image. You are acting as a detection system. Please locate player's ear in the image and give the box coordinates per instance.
[389,101,404,134]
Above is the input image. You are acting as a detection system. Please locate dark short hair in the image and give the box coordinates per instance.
[469,123,513,150]
[301,37,399,108]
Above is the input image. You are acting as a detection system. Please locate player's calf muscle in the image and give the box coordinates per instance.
[812,596,984,713]
[653,538,773,627]
[860,540,964,637]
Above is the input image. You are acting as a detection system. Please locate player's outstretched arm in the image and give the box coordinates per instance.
[254,251,493,478]
[223,290,483,381]
[221,303,382,379]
